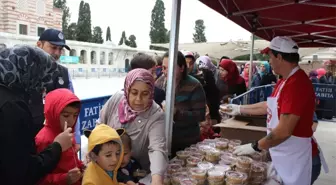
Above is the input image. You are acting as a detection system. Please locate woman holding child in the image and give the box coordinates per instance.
[99,68,168,184]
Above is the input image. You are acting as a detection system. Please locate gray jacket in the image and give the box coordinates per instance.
[99,91,168,176]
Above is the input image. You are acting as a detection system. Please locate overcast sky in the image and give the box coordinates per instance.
[67,0,251,48]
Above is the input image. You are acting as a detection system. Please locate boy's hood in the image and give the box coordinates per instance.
[44,88,80,133]
[88,124,124,183]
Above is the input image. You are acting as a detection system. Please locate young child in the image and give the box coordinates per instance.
[83,128,144,185]
[35,88,84,185]
[200,105,217,141]
[116,129,144,184]
[82,124,124,185]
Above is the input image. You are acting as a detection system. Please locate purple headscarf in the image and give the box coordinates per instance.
[196,56,216,73]
[118,68,154,124]
[309,70,318,79]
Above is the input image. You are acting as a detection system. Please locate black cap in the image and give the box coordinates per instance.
[39,29,70,50]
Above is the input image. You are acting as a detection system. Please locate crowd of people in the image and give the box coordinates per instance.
[309,67,336,120]
[0,28,334,185]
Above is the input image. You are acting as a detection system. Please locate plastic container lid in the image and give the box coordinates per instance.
[168,163,182,172]
[189,167,207,175]
[220,152,233,159]
[190,144,197,148]
[213,164,231,172]
[197,161,214,170]
[207,169,225,178]
[237,156,253,167]
[187,157,202,165]
[180,178,197,185]
[251,164,265,173]
[190,153,204,160]
[198,145,214,154]
[215,141,228,147]
[215,137,229,142]
[169,158,184,166]
[176,150,190,157]
[206,148,221,155]
[226,171,247,183]
[185,147,198,153]
[229,139,242,145]
[203,139,217,144]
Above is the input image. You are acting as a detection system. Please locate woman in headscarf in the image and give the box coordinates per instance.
[99,68,167,185]
[242,63,261,88]
[219,59,246,98]
[317,70,335,120]
[259,61,277,85]
[199,57,229,103]
[196,56,221,124]
[309,70,319,83]
[0,45,73,185]
[316,68,327,79]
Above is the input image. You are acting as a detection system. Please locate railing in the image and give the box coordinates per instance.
[69,68,127,79]
[230,84,275,105]
[78,95,111,135]
[230,83,336,118]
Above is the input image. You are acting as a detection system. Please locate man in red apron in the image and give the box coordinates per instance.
[223,36,318,185]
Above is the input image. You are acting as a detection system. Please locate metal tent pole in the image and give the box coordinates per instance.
[165,0,182,156]
[248,33,255,89]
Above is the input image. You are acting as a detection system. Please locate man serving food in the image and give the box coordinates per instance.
[222,36,317,185]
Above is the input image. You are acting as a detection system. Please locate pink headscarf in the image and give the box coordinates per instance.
[242,63,257,87]
[316,68,327,79]
[118,69,154,124]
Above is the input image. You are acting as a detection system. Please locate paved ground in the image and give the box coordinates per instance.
[314,120,336,185]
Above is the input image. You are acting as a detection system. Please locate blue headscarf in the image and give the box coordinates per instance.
[259,61,270,77]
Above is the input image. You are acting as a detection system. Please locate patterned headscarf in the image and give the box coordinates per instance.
[197,56,216,73]
[0,45,59,101]
[118,68,155,124]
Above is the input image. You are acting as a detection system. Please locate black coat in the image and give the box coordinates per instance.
[192,69,221,122]
[260,73,277,86]
[30,64,70,135]
[0,85,62,185]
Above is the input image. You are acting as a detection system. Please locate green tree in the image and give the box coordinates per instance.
[67,23,77,40]
[193,19,207,43]
[150,0,168,43]
[92,26,104,44]
[119,31,130,46]
[166,30,170,43]
[128,35,137,48]
[76,1,92,42]
[106,26,111,41]
[53,0,70,37]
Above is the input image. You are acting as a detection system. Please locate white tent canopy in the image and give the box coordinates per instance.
[150,40,329,60]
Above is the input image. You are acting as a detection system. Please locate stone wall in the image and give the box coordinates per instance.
[0,0,62,36]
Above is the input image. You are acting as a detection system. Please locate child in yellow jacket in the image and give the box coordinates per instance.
[82,124,124,185]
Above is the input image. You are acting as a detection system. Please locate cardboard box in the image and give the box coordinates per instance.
[214,115,267,144]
